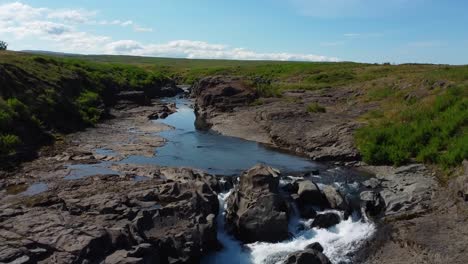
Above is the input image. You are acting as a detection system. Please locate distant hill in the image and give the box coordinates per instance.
[21,50,81,57]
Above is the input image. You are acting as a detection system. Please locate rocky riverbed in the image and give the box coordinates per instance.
[192,76,468,264]
[1,78,467,264]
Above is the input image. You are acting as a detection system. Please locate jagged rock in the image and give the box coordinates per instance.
[311,213,341,229]
[321,185,349,211]
[370,164,436,216]
[295,181,349,217]
[305,242,324,253]
[284,248,332,264]
[297,181,324,207]
[363,178,381,189]
[225,164,289,243]
[0,168,220,264]
[147,103,177,120]
[192,76,258,129]
[360,191,386,218]
[192,76,258,112]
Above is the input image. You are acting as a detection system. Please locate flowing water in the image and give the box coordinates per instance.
[202,190,375,264]
[121,98,320,175]
[66,97,375,263]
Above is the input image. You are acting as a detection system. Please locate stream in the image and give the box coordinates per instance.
[121,98,320,175]
[69,97,375,263]
[145,98,375,264]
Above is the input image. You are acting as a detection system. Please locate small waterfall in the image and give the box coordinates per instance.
[202,189,375,264]
[202,191,252,263]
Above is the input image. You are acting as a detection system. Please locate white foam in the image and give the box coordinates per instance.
[202,191,375,264]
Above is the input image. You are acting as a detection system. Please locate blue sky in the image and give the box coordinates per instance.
[1,0,467,64]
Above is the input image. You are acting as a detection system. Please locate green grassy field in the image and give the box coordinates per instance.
[1,50,467,172]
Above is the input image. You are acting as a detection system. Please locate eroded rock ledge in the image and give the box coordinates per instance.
[191,76,361,161]
[0,168,223,264]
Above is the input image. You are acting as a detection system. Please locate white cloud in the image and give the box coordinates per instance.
[344,33,360,37]
[105,40,143,53]
[105,40,339,61]
[134,26,153,32]
[0,2,339,62]
[98,20,133,27]
[47,9,96,23]
[121,20,134,27]
[0,2,45,21]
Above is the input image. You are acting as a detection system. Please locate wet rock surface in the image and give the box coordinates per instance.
[311,212,341,229]
[192,79,365,161]
[0,168,220,264]
[284,245,332,264]
[225,164,290,243]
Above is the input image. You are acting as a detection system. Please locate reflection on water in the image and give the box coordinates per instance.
[121,98,320,175]
[22,182,48,196]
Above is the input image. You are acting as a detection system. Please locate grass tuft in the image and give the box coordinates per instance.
[306,102,326,113]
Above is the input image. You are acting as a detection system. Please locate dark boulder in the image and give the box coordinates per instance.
[147,103,177,120]
[191,76,258,129]
[360,191,386,219]
[296,181,324,207]
[305,242,324,253]
[192,76,258,111]
[321,185,349,212]
[225,164,290,243]
[284,248,331,264]
[295,181,350,218]
[311,212,341,229]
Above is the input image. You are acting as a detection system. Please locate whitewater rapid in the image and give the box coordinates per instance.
[202,190,375,264]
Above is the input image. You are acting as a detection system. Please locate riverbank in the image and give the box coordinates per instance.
[192,76,468,264]
[0,95,372,264]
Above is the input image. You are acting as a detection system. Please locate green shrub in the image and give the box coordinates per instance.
[307,102,326,113]
[0,134,21,155]
[356,86,468,168]
[76,91,103,125]
[0,100,14,128]
[6,98,30,119]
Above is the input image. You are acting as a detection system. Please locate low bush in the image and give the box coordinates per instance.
[356,85,468,168]
[0,134,20,155]
[76,90,103,125]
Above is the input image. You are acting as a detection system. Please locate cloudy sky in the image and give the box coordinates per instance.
[0,0,467,64]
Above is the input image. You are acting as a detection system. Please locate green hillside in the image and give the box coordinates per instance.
[0,51,172,163]
[1,51,467,171]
